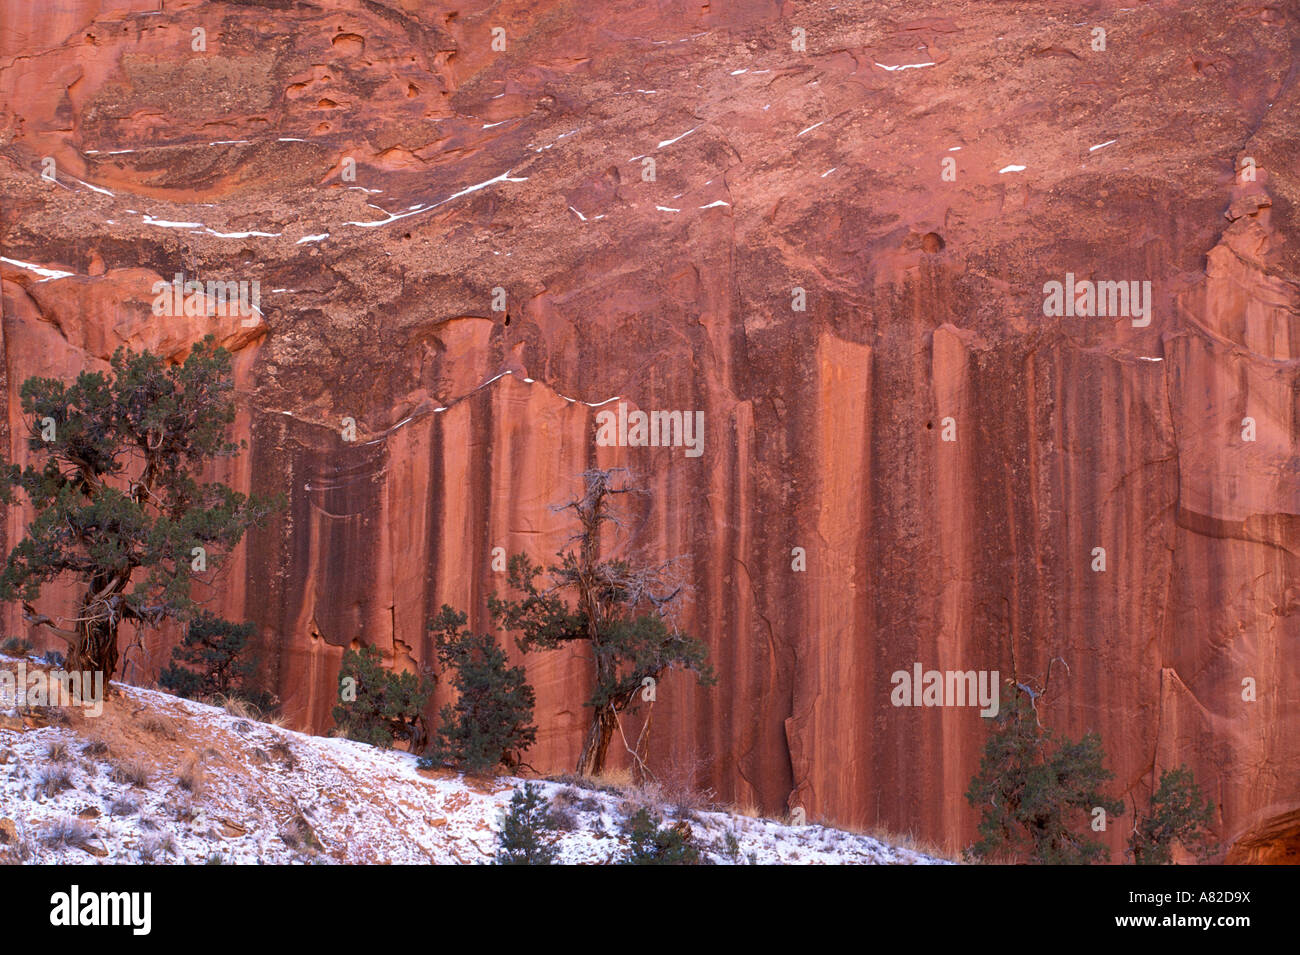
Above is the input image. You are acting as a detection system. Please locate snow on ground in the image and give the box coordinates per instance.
[0,655,946,865]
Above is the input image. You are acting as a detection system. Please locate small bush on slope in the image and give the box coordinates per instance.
[496,782,559,865]
[618,807,701,865]
[158,612,275,711]
[33,764,73,798]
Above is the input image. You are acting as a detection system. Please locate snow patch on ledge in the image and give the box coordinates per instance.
[656,126,699,149]
[344,169,528,229]
[206,228,281,239]
[142,214,204,229]
[1,257,75,281]
[874,61,935,71]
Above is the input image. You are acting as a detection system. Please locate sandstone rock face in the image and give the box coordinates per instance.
[1,0,1296,860]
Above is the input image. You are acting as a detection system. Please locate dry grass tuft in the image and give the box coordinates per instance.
[44,740,70,762]
[177,753,206,795]
[33,764,74,798]
[268,738,297,770]
[110,757,150,789]
[41,815,94,849]
[139,714,177,739]
[219,695,285,727]
[137,831,177,862]
[857,824,960,862]
[108,794,140,817]
[727,800,764,819]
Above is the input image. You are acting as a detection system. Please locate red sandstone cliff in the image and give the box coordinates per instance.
[1,0,1296,861]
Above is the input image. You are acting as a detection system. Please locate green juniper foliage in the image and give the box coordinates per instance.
[496,782,559,865]
[965,692,1124,864]
[489,468,714,776]
[332,645,432,750]
[618,806,700,865]
[419,605,536,775]
[157,611,273,710]
[1129,766,1216,865]
[0,337,280,684]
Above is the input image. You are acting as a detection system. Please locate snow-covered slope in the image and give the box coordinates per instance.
[0,655,947,865]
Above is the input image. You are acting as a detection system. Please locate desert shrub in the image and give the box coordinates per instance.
[37,649,64,668]
[268,738,296,769]
[108,795,140,817]
[721,827,743,862]
[278,812,322,853]
[0,818,34,864]
[177,755,205,795]
[45,740,69,762]
[139,714,177,739]
[547,800,580,832]
[138,832,177,862]
[550,782,603,815]
[656,752,716,814]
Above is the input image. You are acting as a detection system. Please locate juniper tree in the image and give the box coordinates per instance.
[0,337,279,685]
[496,782,559,865]
[489,468,714,776]
[419,605,536,775]
[332,644,433,750]
[157,611,272,709]
[1128,766,1215,865]
[965,691,1124,864]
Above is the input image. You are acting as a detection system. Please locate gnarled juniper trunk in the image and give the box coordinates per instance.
[577,705,617,777]
[66,588,119,686]
[573,482,615,776]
